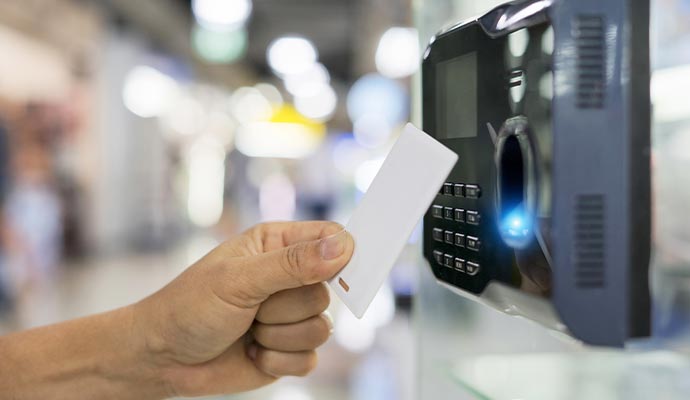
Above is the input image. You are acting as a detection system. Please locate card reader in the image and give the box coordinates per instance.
[422,0,651,346]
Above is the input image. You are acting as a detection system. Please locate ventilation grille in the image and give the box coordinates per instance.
[573,15,605,109]
[575,194,605,288]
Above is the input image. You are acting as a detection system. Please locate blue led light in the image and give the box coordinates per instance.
[510,216,523,229]
[499,206,533,248]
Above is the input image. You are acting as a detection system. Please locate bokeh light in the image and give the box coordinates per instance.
[375,27,420,79]
[332,134,371,177]
[192,24,247,64]
[353,114,393,149]
[334,282,396,353]
[294,83,337,121]
[347,74,408,126]
[267,36,318,77]
[254,83,283,107]
[269,385,314,400]
[284,63,331,97]
[192,0,252,31]
[228,86,273,124]
[259,173,296,221]
[354,157,385,193]
[160,93,206,136]
[186,136,226,227]
[236,105,325,159]
[122,65,179,118]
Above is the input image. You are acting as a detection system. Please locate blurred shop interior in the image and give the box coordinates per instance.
[1,0,690,400]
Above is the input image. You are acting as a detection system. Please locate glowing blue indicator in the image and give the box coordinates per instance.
[510,216,523,229]
[499,206,533,248]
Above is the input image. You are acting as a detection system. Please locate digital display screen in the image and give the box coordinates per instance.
[435,52,477,139]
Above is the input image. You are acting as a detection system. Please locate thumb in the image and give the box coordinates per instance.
[237,230,354,300]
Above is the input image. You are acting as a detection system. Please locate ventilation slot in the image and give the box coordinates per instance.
[573,15,605,109]
[575,194,605,288]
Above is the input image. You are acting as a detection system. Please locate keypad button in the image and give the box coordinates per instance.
[453,184,464,197]
[454,258,466,272]
[443,183,453,195]
[454,208,465,223]
[432,228,443,242]
[443,254,454,268]
[466,236,481,251]
[444,230,454,245]
[454,233,465,248]
[432,205,443,219]
[465,184,481,199]
[444,207,454,220]
[466,261,480,276]
[433,250,443,265]
[466,210,481,225]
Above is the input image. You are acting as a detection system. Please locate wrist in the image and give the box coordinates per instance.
[116,304,174,399]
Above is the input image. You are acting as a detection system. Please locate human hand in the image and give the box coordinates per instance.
[131,221,354,398]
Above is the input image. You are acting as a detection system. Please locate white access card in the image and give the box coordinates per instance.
[329,123,458,318]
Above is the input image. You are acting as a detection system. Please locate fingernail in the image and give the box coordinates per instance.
[322,310,334,334]
[247,344,258,360]
[320,230,349,260]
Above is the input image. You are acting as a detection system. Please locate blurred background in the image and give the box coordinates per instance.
[0,0,690,399]
[0,0,418,399]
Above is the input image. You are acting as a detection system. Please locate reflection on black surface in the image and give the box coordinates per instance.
[514,218,552,295]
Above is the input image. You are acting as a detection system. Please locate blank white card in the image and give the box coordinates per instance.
[329,123,458,317]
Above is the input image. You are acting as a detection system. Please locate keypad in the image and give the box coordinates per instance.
[430,181,483,279]
[466,261,480,276]
[454,233,465,247]
[454,257,466,272]
[431,251,480,277]
[453,184,464,197]
[466,210,481,225]
[432,228,443,242]
[437,181,481,199]
[444,230,454,245]
[454,208,465,223]
[429,207,476,225]
[443,254,454,268]
[433,250,443,265]
[466,236,481,252]
[465,184,481,199]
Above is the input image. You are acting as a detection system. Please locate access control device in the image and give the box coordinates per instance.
[422,0,651,346]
